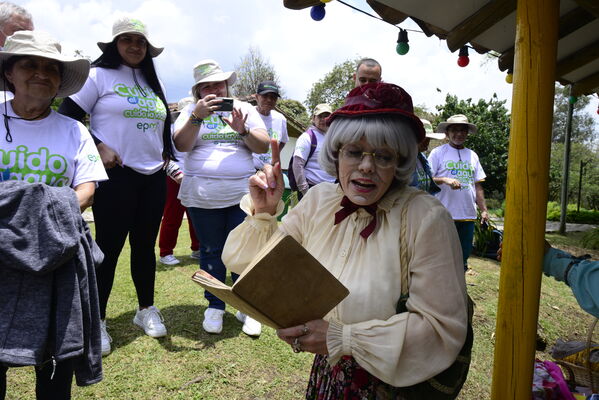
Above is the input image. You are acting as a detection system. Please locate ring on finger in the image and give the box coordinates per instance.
[292,337,302,353]
[301,324,309,336]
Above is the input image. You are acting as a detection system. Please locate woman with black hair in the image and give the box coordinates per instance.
[59,17,174,356]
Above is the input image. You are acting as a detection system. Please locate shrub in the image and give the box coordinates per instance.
[546,202,599,224]
[581,228,599,250]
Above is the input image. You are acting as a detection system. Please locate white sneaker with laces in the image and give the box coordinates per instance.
[159,254,180,265]
[133,306,167,338]
[100,320,112,356]
[190,250,201,260]
[236,311,262,337]
[203,308,225,334]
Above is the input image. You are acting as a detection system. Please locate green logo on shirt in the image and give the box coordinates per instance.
[444,160,474,189]
[0,145,69,186]
[114,83,167,124]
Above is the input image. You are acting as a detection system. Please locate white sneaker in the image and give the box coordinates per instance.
[100,320,112,356]
[133,306,167,338]
[190,250,201,260]
[236,311,262,337]
[159,254,180,265]
[203,308,225,334]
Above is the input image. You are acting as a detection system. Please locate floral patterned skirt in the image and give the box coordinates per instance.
[305,355,405,400]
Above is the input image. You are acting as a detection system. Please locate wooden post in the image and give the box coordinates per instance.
[491,0,559,398]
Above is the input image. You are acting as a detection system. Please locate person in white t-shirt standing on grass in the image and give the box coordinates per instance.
[173,59,269,337]
[292,104,336,199]
[59,17,176,355]
[428,114,489,271]
[252,80,288,170]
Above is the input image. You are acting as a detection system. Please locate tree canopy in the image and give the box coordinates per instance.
[551,84,597,144]
[277,99,310,127]
[232,46,281,98]
[304,58,358,112]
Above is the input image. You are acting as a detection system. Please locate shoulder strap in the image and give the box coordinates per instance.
[306,129,318,161]
[397,190,425,312]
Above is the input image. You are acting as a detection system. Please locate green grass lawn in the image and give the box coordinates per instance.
[4,226,597,399]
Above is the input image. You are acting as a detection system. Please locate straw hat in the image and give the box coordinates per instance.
[97,16,163,57]
[436,114,477,134]
[420,119,445,140]
[0,30,90,98]
[313,103,332,116]
[191,59,236,93]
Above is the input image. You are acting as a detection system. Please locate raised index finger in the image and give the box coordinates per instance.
[271,139,280,166]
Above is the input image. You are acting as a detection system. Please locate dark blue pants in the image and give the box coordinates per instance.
[187,205,246,310]
[454,221,475,271]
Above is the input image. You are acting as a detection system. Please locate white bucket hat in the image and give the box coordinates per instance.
[97,16,163,57]
[192,59,236,92]
[0,30,90,98]
[420,119,445,140]
[436,114,477,134]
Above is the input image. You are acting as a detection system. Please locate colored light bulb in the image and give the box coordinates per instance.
[457,56,470,67]
[311,4,326,21]
[568,95,578,104]
[505,73,513,84]
[396,42,409,55]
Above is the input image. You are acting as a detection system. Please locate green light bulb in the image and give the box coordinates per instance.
[396,42,409,55]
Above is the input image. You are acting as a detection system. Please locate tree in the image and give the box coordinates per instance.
[549,141,599,210]
[277,98,310,127]
[436,94,511,199]
[232,46,281,98]
[552,84,597,143]
[305,58,358,112]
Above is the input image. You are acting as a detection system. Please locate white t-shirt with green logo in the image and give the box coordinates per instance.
[0,102,107,187]
[428,143,486,220]
[70,65,167,175]
[175,100,266,209]
[252,109,288,169]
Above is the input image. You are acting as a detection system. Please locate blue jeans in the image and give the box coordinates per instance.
[454,221,475,271]
[187,205,246,309]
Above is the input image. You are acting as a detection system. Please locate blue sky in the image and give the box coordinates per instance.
[17,0,593,118]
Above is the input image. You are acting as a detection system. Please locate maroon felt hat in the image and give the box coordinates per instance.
[327,82,425,142]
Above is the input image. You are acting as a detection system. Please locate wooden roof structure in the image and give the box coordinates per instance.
[283,1,597,399]
[284,0,599,96]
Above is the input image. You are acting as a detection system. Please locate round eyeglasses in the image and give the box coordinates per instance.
[338,145,398,168]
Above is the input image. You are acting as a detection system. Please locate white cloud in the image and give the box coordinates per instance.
[13,0,598,121]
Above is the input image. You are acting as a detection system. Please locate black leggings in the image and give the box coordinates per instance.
[1,358,74,400]
[93,166,166,318]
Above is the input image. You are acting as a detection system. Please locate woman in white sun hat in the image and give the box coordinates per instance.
[173,59,269,337]
[59,16,175,355]
[0,30,106,400]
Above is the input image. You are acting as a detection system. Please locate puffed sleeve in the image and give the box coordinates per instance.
[326,200,468,387]
[222,194,286,275]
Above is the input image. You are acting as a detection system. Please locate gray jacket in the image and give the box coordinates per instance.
[0,181,103,386]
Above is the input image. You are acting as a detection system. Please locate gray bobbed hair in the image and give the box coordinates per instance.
[318,115,418,187]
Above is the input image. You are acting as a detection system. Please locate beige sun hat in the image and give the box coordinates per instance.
[420,119,445,140]
[313,103,333,116]
[436,114,477,134]
[0,30,90,98]
[97,16,163,57]
[191,59,236,93]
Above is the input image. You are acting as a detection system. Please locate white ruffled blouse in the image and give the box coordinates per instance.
[222,183,468,387]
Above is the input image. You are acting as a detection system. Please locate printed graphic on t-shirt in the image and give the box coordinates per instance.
[201,113,242,144]
[444,159,474,190]
[416,166,430,191]
[256,127,282,164]
[0,144,98,186]
[114,83,167,132]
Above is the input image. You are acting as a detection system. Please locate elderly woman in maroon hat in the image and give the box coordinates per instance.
[223,83,468,398]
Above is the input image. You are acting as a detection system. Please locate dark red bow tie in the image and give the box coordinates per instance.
[334,196,378,239]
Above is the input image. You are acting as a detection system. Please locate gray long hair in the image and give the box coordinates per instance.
[319,115,418,187]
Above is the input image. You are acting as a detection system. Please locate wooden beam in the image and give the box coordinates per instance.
[574,0,599,18]
[556,41,599,76]
[366,0,407,25]
[572,71,599,96]
[491,0,559,398]
[498,6,595,71]
[446,0,517,52]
